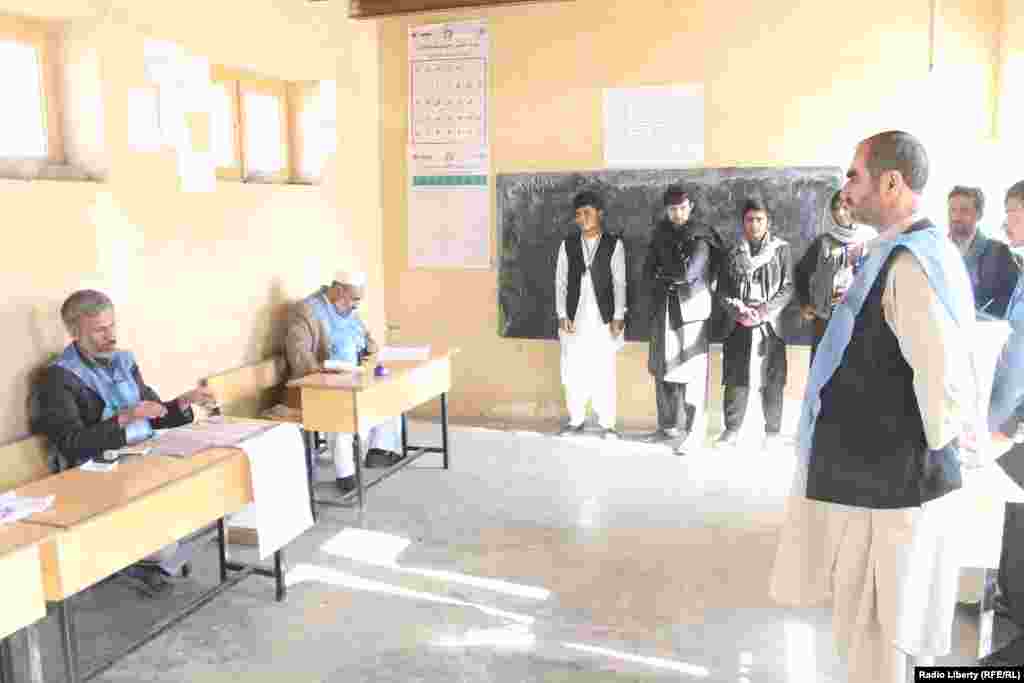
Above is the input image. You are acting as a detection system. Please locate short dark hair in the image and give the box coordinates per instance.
[829,190,844,213]
[573,190,605,213]
[1007,180,1024,205]
[949,185,985,219]
[741,197,770,221]
[663,184,691,207]
[861,130,929,193]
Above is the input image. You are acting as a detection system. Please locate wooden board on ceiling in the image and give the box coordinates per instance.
[348,0,571,19]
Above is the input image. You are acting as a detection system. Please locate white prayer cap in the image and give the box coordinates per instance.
[334,269,367,288]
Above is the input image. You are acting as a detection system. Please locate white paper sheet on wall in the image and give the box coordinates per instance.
[603,85,705,168]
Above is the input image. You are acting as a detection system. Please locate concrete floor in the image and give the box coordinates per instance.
[7,417,1015,682]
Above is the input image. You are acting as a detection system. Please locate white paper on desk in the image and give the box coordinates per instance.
[148,418,276,457]
[378,345,431,362]
[79,460,118,473]
[0,493,55,525]
[226,423,313,559]
[323,359,362,373]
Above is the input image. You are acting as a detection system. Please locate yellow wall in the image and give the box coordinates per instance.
[380,0,1004,428]
[0,1,383,444]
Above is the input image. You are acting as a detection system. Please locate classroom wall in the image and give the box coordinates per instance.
[380,0,1005,428]
[0,1,384,445]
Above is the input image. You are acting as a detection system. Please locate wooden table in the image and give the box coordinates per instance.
[0,522,52,683]
[11,447,277,682]
[288,346,457,509]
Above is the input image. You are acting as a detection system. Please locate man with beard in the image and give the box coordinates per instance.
[771,131,978,682]
[948,185,1016,317]
[33,289,215,595]
[714,198,794,448]
[642,185,722,455]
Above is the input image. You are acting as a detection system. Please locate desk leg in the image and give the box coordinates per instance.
[440,392,450,470]
[353,433,364,510]
[23,624,43,683]
[302,429,318,522]
[217,519,228,583]
[979,567,998,659]
[401,413,409,459]
[56,597,80,683]
[274,550,286,602]
[0,637,13,683]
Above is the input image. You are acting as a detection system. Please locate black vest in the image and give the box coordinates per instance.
[807,240,961,509]
[565,233,619,324]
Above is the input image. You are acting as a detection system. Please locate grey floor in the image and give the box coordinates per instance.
[6,418,1016,682]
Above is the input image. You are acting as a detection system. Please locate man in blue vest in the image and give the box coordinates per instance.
[33,290,215,595]
[554,190,627,439]
[284,270,404,494]
[770,131,977,682]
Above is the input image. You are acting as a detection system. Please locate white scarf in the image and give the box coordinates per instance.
[733,233,783,275]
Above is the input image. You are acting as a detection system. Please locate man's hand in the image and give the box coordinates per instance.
[831,289,848,306]
[559,318,576,334]
[364,336,379,356]
[175,386,217,411]
[800,304,817,321]
[118,401,168,425]
[610,319,625,337]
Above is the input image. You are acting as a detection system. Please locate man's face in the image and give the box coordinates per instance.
[832,199,852,228]
[333,284,363,315]
[666,201,692,226]
[1005,196,1024,248]
[574,205,603,233]
[76,308,117,358]
[743,209,769,242]
[948,194,980,241]
[842,143,886,228]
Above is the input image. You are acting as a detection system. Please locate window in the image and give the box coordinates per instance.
[0,14,63,164]
[211,65,334,184]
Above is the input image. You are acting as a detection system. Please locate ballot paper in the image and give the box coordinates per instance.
[0,492,55,525]
[323,359,362,373]
[80,460,118,473]
[147,417,277,458]
[378,345,431,362]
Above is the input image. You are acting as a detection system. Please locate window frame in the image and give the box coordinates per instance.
[239,74,291,183]
[0,13,64,165]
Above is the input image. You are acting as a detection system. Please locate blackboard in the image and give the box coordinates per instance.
[497,167,844,345]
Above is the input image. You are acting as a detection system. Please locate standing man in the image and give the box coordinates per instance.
[988,180,1024,436]
[33,289,214,594]
[642,185,722,455]
[285,270,404,494]
[555,190,627,439]
[771,131,977,682]
[714,198,794,448]
[948,185,1017,316]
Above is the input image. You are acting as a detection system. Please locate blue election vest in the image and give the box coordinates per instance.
[306,293,367,365]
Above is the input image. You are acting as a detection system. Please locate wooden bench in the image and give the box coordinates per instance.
[0,434,52,494]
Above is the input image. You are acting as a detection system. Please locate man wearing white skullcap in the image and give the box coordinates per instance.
[285,270,404,493]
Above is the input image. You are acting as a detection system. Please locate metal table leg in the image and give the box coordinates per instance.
[23,624,43,683]
[353,433,364,510]
[440,392,450,470]
[0,637,14,683]
[56,596,80,683]
[217,520,228,583]
[401,413,409,459]
[274,550,286,602]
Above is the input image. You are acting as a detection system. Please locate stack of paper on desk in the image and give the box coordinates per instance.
[147,417,277,458]
[0,492,54,525]
[378,345,431,362]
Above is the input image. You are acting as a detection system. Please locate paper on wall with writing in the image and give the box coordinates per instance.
[603,85,705,168]
[224,423,314,559]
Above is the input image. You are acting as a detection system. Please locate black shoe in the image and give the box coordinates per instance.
[556,423,586,437]
[365,448,404,468]
[601,428,620,440]
[715,430,740,447]
[336,475,357,494]
[643,428,681,443]
[122,565,173,598]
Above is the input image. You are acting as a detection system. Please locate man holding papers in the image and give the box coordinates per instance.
[32,289,213,594]
[284,270,404,494]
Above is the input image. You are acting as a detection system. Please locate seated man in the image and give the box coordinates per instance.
[32,289,214,594]
[284,270,404,494]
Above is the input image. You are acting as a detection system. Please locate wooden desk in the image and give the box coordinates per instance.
[14,448,261,683]
[0,522,53,683]
[288,346,457,509]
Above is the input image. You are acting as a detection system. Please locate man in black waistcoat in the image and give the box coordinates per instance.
[714,198,794,448]
[555,190,627,438]
[642,185,722,455]
[770,131,977,682]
